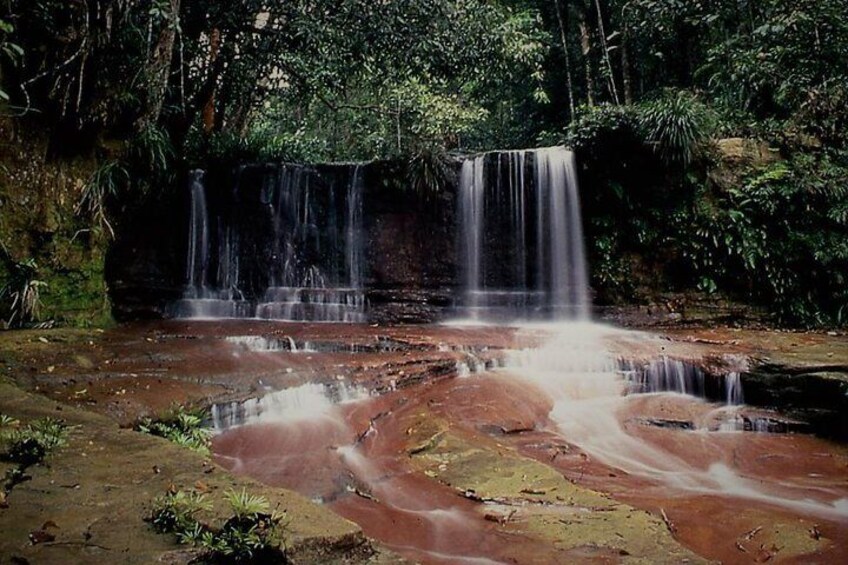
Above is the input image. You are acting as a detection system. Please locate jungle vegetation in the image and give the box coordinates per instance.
[1,0,847,326]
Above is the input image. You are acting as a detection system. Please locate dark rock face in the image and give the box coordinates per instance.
[106,159,460,323]
[106,170,190,320]
[364,161,457,323]
[742,366,848,440]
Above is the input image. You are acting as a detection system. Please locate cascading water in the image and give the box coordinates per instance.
[186,170,209,293]
[506,325,848,520]
[620,357,744,405]
[173,164,367,322]
[456,147,848,520]
[458,147,590,321]
[210,382,369,431]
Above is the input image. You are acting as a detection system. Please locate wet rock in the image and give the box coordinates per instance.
[27,529,55,545]
[409,432,705,562]
[637,418,695,431]
[740,415,810,435]
[716,138,781,165]
[742,367,848,440]
[407,431,446,456]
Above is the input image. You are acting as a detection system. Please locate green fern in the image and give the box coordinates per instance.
[1,417,67,466]
[150,487,286,563]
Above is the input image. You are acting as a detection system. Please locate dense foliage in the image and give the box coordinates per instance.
[570,104,848,326]
[1,0,847,326]
[2,1,845,157]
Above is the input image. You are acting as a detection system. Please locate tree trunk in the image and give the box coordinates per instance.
[136,0,181,131]
[577,6,595,107]
[554,0,576,118]
[593,0,619,105]
[202,28,221,134]
[622,20,633,105]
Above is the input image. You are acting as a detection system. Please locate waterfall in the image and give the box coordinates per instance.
[347,166,365,290]
[458,147,590,321]
[176,171,249,318]
[459,155,485,313]
[173,164,367,322]
[255,163,366,322]
[185,171,209,294]
[507,324,848,521]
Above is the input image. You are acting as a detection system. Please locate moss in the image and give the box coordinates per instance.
[41,234,112,327]
[41,264,113,328]
[0,119,114,328]
[408,430,704,563]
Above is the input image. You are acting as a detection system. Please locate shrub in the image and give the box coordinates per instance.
[406,148,454,200]
[563,104,641,153]
[0,246,47,329]
[150,489,213,533]
[679,150,848,326]
[638,90,715,165]
[77,160,130,237]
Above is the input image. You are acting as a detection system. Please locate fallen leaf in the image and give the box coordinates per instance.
[28,530,55,545]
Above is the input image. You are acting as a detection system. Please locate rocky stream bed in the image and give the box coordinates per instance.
[1,321,846,564]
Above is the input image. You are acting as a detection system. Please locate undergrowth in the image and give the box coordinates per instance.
[150,488,286,563]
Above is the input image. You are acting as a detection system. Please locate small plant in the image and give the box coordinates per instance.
[0,18,23,102]
[1,417,67,466]
[151,489,213,533]
[210,490,282,562]
[0,414,20,428]
[137,406,212,455]
[150,488,286,563]
[226,488,272,519]
[406,148,454,200]
[0,243,47,328]
[77,160,130,238]
[128,125,174,174]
